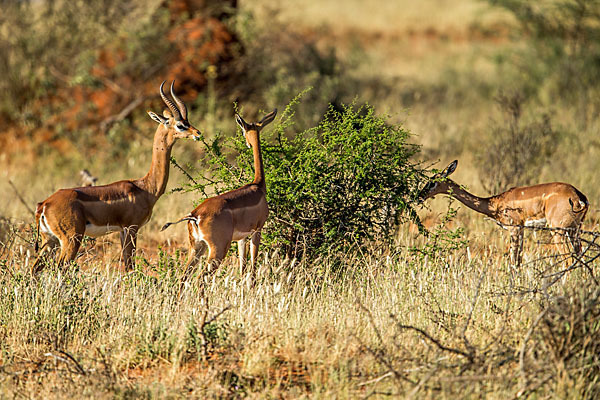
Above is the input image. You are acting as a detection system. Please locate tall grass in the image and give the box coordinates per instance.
[1,221,597,397]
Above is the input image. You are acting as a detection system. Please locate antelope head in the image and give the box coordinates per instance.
[147,81,201,142]
[419,160,458,200]
[79,169,98,187]
[235,109,277,148]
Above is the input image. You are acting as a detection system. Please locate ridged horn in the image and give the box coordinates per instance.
[170,81,188,120]
[159,80,182,120]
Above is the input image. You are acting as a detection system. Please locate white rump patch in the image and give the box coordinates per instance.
[85,224,121,238]
[191,223,205,243]
[39,211,55,236]
[39,210,61,245]
[524,218,547,228]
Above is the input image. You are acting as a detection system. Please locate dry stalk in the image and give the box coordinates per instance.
[196,288,232,360]
[354,300,414,385]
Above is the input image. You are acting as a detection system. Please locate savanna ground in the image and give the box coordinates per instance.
[2,0,600,398]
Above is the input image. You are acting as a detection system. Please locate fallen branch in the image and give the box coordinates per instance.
[357,371,394,387]
[45,350,86,375]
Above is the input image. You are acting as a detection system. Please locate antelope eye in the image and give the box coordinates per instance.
[175,124,186,132]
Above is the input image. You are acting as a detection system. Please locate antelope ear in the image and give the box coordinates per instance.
[442,160,458,177]
[148,111,168,125]
[162,109,173,119]
[235,113,248,131]
[257,109,277,127]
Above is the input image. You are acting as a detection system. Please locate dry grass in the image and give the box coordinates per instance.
[1,217,598,398]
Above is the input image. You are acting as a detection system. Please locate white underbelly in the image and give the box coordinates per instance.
[190,221,254,242]
[232,230,253,241]
[85,224,121,237]
[524,218,547,228]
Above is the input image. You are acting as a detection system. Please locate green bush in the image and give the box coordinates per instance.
[176,93,423,259]
[409,201,467,263]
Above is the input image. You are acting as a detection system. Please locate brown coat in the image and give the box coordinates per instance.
[421,160,589,265]
[33,81,201,272]
[162,109,276,280]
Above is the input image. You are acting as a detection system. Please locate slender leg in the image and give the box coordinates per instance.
[36,205,85,271]
[566,228,582,257]
[509,226,524,267]
[550,229,577,283]
[57,232,83,269]
[206,241,229,276]
[182,241,207,280]
[31,234,59,274]
[182,222,208,282]
[190,214,233,293]
[250,230,261,269]
[246,230,262,286]
[201,213,234,277]
[551,231,566,255]
[238,238,247,276]
[57,210,86,269]
[551,229,577,268]
[517,227,524,266]
[563,227,585,283]
[120,226,138,271]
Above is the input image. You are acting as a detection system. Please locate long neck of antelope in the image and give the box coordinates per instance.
[444,180,493,217]
[249,134,265,190]
[139,125,173,199]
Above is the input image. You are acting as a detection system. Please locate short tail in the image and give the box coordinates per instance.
[34,202,43,252]
[569,197,588,214]
[569,195,589,226]
[160,215,197,232]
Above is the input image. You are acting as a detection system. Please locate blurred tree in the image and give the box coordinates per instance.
[488,0,600,127]
[0,0,239,154]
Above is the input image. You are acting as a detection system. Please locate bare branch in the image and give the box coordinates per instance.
[100,95,147,132]
[393,321,475,363]
[8,180,35,217]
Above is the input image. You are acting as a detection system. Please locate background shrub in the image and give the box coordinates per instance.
[474,91,562,194]
[488,0,600,128]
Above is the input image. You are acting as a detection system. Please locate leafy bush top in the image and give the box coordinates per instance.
[176,94,423,259]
